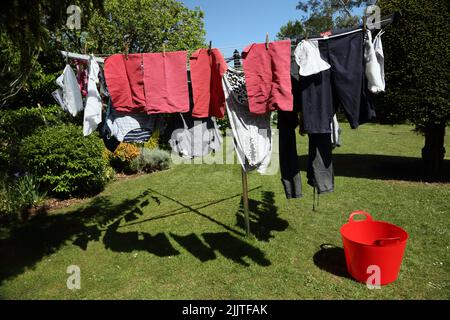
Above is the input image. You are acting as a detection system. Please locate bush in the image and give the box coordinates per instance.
[19,124,111,198]
[0,104,73,141]
[0,105,74,174]
[104,143,141,174]
[130,148,171,174]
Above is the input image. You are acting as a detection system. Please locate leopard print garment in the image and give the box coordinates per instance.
[223,69,248,105]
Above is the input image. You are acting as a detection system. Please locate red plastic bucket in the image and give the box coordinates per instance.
[340,211,408,285]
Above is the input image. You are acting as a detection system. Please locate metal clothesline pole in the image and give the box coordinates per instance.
[232,50,250,238]
[241,167,250,237]
[60,50,105,63]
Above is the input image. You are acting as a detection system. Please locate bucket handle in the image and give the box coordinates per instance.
[374,237,401,246]
[348,211,373,223]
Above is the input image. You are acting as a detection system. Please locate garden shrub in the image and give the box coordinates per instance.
[0,105,74,174]
[0,104,73,141]
[104,143,141,174]
[19,124,111,198]
[128,157,143,174]
[130,148,171,174]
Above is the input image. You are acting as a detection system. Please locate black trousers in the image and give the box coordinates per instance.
[295,30,375,134]
[278,108,302,199]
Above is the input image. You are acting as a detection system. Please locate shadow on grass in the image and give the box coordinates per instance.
[313,244,352,280]
[0,188,272,285]
[235,191,288,242]
[170,233,216,262]
[170,232,271,266]
[298,154,450,182]
[104,220,180,257]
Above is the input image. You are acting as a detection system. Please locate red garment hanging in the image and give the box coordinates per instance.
[104,54,146,113]
[143,51,190,114]
[242,40,293,114]
[190,48,228,118]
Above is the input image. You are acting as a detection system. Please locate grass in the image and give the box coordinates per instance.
[0,123,449,299]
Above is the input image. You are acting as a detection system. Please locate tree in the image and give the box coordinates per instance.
[0,0,206,108]
[86,0,206,54]
[377,0,450,178]
[277,0,367,39]
[0,0,104,107]
[277,21,305,40]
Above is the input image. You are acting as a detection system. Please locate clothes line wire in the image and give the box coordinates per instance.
[60,13,398,64]
[60,50,240,66]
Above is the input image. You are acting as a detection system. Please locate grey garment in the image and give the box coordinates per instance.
[307,134,334,194]
[106,108,159,142]
[223,67,272,174]
[169,113,222,159]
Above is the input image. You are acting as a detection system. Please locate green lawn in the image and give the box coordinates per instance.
[0,123,449,299]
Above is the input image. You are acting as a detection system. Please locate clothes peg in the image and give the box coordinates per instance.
[265,32,269,50]
[163,43,166,57]
[208,41,212,54]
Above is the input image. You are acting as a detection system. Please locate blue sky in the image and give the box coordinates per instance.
[180,0,366,58]
[180,0,303,58]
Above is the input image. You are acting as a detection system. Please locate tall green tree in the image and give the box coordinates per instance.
[377,0,449,178]
[86,0,205,54]
[278,0,367,39]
